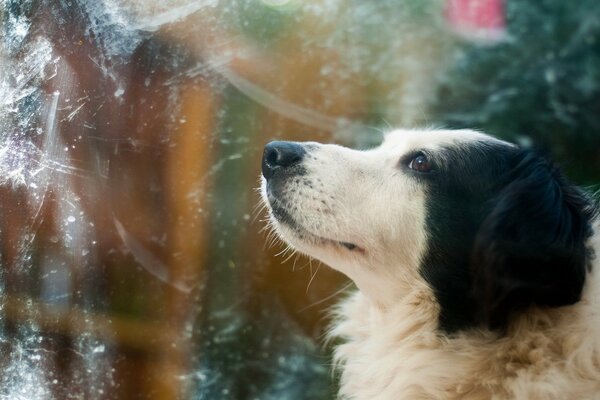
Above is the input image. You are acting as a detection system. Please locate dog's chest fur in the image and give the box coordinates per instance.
[330,264,600,400]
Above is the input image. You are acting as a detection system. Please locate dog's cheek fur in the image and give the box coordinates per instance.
[297,144,430,301]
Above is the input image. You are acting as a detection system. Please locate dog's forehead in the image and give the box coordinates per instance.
[381,129,508,151]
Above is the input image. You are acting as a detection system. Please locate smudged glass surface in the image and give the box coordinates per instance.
[0,0,599,398]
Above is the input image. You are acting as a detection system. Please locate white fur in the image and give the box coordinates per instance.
[262,129,600,399]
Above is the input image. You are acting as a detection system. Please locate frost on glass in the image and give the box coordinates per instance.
[1,0,599,399]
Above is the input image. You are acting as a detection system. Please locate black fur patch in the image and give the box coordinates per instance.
[418,140,597,333]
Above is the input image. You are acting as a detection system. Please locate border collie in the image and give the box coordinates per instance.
[260,129,600,399]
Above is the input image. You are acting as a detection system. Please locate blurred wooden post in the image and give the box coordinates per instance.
[147,82,216,399]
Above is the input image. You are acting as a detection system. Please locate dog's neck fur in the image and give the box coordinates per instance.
[329,230,600,400]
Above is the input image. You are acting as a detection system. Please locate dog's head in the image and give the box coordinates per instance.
[260,129,597,332]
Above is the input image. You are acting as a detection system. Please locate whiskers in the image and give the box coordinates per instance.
[306,259,322,294]
[257,200,326,296]
[298,281,354,314]
[258,205,295,257]
[252,188,280,249]
[254,182,332,306]
[251,184,270,225]
[263,224,281,249]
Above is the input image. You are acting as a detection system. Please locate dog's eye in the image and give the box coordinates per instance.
[408,153,432,173]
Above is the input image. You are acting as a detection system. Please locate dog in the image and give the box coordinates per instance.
[260,129,600,399]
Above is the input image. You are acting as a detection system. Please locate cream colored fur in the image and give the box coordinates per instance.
[330,229,600,399]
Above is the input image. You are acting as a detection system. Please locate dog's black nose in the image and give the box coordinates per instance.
[262,141,305,179]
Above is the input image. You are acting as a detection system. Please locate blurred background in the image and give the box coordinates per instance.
[0,0,599,398]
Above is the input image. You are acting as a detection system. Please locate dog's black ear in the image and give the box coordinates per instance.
[471,151,597,330]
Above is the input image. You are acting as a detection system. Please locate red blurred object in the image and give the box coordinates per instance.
[446,0,506,43]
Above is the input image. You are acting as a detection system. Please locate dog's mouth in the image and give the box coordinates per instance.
[268,198,365,254]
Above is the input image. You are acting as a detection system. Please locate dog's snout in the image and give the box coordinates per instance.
[262,141,306,179]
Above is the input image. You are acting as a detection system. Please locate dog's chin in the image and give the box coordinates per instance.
[268,212,366,258]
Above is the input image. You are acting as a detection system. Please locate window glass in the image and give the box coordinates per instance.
[1,0,598,398]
